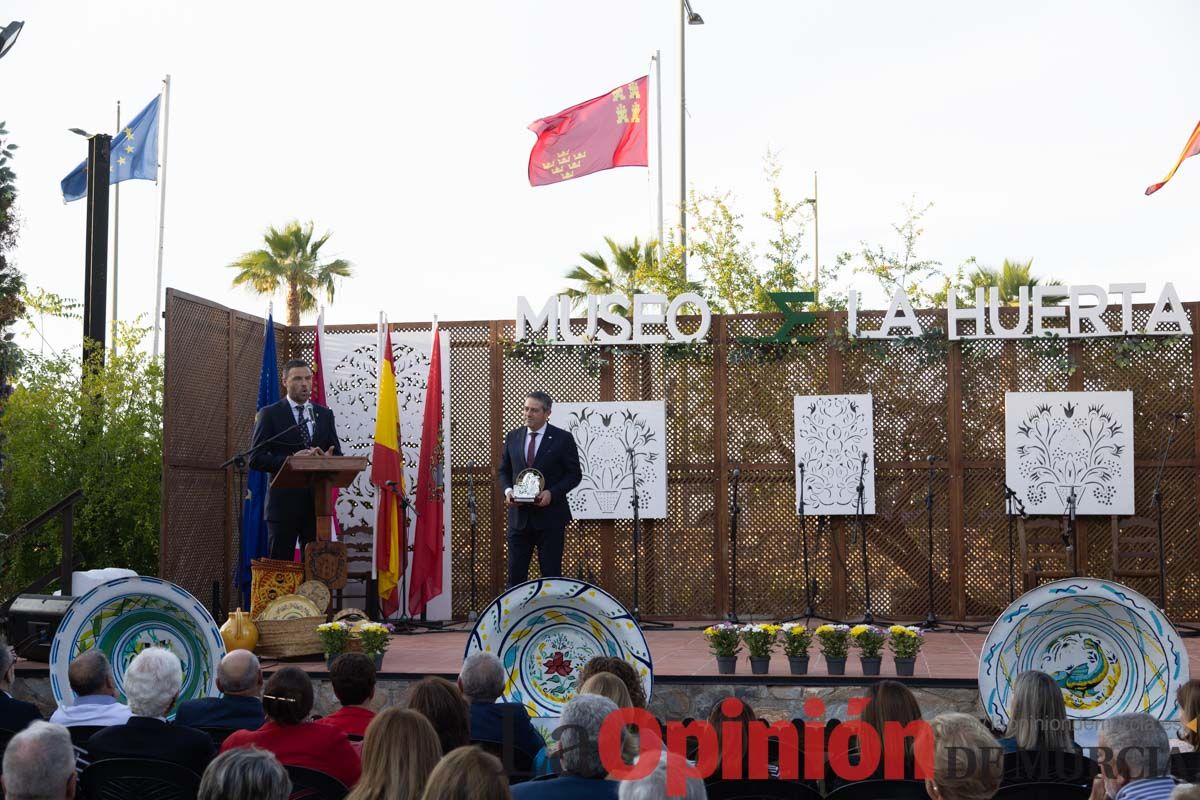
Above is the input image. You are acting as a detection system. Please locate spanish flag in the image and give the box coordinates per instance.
[1146,119,1200,195]
[371,315,405,618]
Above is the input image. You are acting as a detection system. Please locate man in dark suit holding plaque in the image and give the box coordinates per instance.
[250,359,343,560]
[498,391,583,587]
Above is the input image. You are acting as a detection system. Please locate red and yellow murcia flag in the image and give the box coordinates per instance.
[409,324,445,617]
[528,75,649,186]
[371,319,405,618]
[1146,118,1200,195]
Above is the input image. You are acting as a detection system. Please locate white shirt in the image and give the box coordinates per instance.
[287,397,315,439]
[49,695,133,727]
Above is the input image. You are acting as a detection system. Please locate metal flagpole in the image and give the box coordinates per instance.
[653,51,664,264]
[151,74,171,359]
[111,100,120,353]
[677,1,686,274]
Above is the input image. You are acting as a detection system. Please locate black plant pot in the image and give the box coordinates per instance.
[788,656,809,675]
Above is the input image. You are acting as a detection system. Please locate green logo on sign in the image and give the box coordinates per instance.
[740,291,816,343]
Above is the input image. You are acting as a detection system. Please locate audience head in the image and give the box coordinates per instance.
[124,646,183,717]
[707,696,757,770]
[458,652,505,703]
[408,676,471,755]
[263,666,314,725]
[420,746,511,800]
[1007,670,1073,750]
[559,693,619,779]
[923,712,1002,800]
[0,636,14,690]
[351,708,443,800]
[581,671,634,709]
[198,747,291,800]
[578,656,646,709]
[1178,680,1200,750]
[619,752,707,800]
[1099,712,1170,795]
[330,653,377,707]
[1,721,77,800]
[67,649,117,699]
[862,679,922,731]
[217,649,262,697]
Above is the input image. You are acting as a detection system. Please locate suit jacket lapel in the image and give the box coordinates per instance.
[533,427,553,468]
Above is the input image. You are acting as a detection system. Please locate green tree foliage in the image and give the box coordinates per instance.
[965,258,1059,305]
[0,121,26,520]
[228,220,353,326]
[563,237,654,314]
[0,323,162,599]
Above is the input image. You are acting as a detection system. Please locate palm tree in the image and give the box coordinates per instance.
[228,221,353,325]
[967,258,1060,306]
[563,237,656,315]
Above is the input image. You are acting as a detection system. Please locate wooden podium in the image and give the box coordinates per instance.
[270,455,368,541]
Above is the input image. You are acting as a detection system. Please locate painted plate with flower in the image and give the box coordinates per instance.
[979,578,1187,730]
[464,579,653,717]
[49,576,224,721]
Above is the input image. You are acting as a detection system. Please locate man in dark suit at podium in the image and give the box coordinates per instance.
[498,391,582,587]
[250,359,343,560]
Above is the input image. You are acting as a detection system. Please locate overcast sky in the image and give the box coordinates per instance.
[5,0,1199,353]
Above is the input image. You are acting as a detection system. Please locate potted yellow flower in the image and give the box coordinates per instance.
[850,624,887,676]
[888,625,924,676]
[357,622,394,670]
[780,623,812,675]
[815,624,850,675]
[317,621,351,668]
[740,624,780,675]
[704,623,742,674]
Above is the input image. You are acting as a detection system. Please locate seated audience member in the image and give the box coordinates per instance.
[619,752,707,800]
[86,646,216,774]
[199,747,291,800]
[0,638,42,733]
[578,656,647,709]
[707,696,776,781]
[512,694,620,800]
[1171,681,1200,753]
[1093,713,1175,800]
[222,666,361,788]
[924,713,1003,800]
[176,649,265,731]
[347,707,443,800]
[842,679,923,784]
[408,676,472,756]
[582,672,639,764]
[460,652,545,763]
[421,746,512,800]
[318,653,377,739]
[49,650,132,728]
[998,670,1078,753]
[1,721,78,800]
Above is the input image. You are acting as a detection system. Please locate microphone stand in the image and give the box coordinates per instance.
[923,456,939,630]
[628,448,672,629]
[727,467,742,624]
[380,481,441,633]
[1063,485,1078,577]
[465,461,479,622]
[783,463,838,624]
[853,452,875,625]
[1003,484,1026,604]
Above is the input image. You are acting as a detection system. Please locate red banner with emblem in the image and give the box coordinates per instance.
[528,75,649,186]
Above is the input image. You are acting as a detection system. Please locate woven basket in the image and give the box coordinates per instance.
[255,616,325,659]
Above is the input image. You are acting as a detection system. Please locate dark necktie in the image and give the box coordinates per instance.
[526,431,538,466]
[296,405,312,448]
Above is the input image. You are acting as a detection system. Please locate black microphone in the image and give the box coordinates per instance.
[927,455,936,465]
[732,467,741,481]
[1167,412,1188,420]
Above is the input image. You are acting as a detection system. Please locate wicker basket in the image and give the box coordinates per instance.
[255,616,325,659]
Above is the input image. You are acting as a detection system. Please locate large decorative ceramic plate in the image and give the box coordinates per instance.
[261,594,322,621]
[50,576,224,719]
[465,579,653,717]
[979,578,1188,730]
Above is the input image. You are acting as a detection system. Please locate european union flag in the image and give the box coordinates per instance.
[236,313,280,607]
[60,94,160,202]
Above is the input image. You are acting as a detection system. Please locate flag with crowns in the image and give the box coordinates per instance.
[1146,118,1200,195]
[61,93,160,202]
[371,316,405,618]
[409,322,445,616]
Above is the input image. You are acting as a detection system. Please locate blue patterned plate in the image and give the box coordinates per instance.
[50,577,225,720]
[979,578,1188,730]
[464,579,653,717]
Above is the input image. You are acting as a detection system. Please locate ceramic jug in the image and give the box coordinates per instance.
[220,607,258,652]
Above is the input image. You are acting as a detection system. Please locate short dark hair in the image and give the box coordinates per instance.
[329,653,376,706]
[526,391,553,412]
[263,667,313,725]
[68,650,112,696]
[282,359,310,378]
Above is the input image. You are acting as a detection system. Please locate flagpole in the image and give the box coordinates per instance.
[653,51,664,264]
[151,74,171,359]
[111,99,120,353]
[371,310,383,581]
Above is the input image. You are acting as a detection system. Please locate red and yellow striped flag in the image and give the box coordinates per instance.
[1146,119,1200,195]
[371,317,405,618]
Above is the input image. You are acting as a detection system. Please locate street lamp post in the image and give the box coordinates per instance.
[805,171,819,303]
[0,21,24,62]
[71,129,111,362]
[678,0,703,277]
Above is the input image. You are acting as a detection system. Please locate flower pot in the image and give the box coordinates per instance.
[749,656,771,675]
[325,653,342,669]
[825,657,846,675]
[370,653,384,671]
[860,656,882,676]
[716,655,737,675]
[894,657,916,676]
[787,656,809,675]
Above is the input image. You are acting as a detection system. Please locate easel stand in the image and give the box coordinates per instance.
[783,463,839,625]
[628,448,672,630]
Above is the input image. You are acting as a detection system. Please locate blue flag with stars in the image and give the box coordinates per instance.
[237,312,280,607]
[60,94,160,202]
